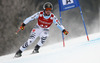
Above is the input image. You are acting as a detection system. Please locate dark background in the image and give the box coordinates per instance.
[0,0,99,56]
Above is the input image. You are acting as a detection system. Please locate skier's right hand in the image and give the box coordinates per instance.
[20,23,26,30]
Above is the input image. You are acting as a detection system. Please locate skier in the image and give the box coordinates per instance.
[15,2,69,57]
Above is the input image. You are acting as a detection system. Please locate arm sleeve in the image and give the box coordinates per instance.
[53,15,65,31]
[23,12,40,24]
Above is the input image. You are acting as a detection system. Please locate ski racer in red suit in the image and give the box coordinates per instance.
[15,2,69,57]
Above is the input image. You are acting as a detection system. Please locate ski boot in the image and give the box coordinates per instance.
[14,49,22,58]
[32,45,40,54]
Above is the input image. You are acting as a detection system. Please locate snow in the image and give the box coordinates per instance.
[0,33,100,63]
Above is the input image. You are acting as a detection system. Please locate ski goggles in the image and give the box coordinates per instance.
[45,8,52,11]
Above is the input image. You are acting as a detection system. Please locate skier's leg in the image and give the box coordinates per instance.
[20,28,41,52]
[15,30,39,57]
[33,29,49,53]
[15,26,41,57]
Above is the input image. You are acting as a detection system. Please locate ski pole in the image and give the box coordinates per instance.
[15,28,21,34]
[59,10,65,47]
[62,33,65,47]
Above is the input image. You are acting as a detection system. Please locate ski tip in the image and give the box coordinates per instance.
[13,56,16,59]
[13,56,21,58]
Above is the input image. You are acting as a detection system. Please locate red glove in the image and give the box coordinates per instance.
[62,29,69,35]
[20,23,26,30]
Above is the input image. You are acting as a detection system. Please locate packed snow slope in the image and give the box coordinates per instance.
[0,33,100,63]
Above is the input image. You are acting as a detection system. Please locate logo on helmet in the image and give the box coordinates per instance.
[47,4,51,8]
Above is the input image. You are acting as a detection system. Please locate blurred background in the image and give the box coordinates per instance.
[0,0,99,56]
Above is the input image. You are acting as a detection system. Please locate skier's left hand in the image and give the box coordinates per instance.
[62,29,69,35]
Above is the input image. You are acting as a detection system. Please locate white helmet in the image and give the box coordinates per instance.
[43,2,53,10]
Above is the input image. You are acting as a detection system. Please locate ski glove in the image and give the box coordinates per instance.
[20,23,26,30]
[62,29,69,35]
